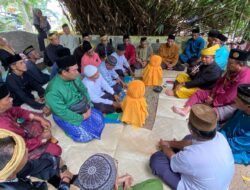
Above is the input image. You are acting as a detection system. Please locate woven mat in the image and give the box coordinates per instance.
[143,86,160,130]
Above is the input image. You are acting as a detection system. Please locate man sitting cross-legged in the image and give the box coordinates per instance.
[165,44,222,99]
[173,49,250,119]
[23,45,50,86]
[83,65,121,114]
[5,54,48,113]
[150,104,235,190]
[45,55,105,143]
[0,84,61,160]
[219,84,250,165]
[99,55,126,94]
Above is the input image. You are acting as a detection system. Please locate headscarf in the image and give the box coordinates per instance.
[75,153,117,190]
[121,80,148,127]
[0,129,26,181]
[143,55,163,86]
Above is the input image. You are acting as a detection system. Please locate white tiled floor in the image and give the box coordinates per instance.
[50,70,250,190]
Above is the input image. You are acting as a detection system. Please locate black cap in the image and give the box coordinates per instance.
[123,34,130,40]
[237,84,250,104]
[168,34,175,40]
[192,28,200,33]
[5,54,22,67]
[229,49,249,62]
[217,33,228,42]
[140,37,147,42]
[82,32,89,38]
[57,55,77,70]
[117,44,125,51]
[0,84,9,99]
[105,55,117,66]
[208,30,220,38]
[23,45,35,56]
[57,47,71,58]
[82,41,92,52]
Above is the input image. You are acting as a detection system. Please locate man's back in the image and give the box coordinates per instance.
[171,132,234,190]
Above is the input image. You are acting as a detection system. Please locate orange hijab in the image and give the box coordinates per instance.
[143,55,163,86]
[121,80,148,128]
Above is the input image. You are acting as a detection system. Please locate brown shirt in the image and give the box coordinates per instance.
[159,43,179,66]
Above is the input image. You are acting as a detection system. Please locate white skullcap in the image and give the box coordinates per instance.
[84,65,98,77]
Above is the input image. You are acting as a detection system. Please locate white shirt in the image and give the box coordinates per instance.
[60,34,79,54]
[171,132,235,190]
[82,74,114,105]
[111,52,130,72]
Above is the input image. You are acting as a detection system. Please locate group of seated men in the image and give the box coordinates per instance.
[0,23,249,190]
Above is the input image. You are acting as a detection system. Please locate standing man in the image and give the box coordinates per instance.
[60,23,79,54]
[179,28,206,64]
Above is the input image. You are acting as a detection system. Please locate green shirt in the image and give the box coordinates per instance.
[118,179,163,190]
[45,74,91,126]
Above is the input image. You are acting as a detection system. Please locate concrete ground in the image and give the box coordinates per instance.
[49,70,250,190]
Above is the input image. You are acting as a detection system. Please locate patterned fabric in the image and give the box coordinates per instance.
[74,153,116,190]
[53,108,105,142]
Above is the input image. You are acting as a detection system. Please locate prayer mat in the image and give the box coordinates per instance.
[143,86,160,130]
[104,112,121,124]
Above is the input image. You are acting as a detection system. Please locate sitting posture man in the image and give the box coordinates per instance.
[83,65,121,114]
[45,55,105,142]
[81,41,101,72]
[159,34,183,71]
[136,37,153,68]
[220,84,250,165]
[179,28,206,64]
[150,104,235,190]
[112,44,134,77]
[23,45,50,85]
[0,84,61,160]
[99,55,125,93]
[123,34,136,69]
[173,49,250,118]
[44,32,64,78]
[165,44,222,99]
[5,54,47,112]
[95,34,114,59]
[0,129,77,190]
[59,23,79,54]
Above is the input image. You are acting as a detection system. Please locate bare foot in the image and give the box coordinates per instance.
[165,89,175,96]
[172,106,190,116]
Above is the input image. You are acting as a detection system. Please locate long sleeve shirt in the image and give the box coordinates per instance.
[45,75,91,126]
[215,45,229,70]
[81,52,101,73]
[159,43,179,66]
[45,44,64,63]
[25,60,50,85]
[82,74,114,105]
[95,43,114,58]
[99,61,119,86]
[0,107,44,152]
[180,37,205,63]
[124,43,136,65]
[60,34,79,54]
[185,62,222,89]
[6,72,45,109]
[111,52,130,72]
[136,45,153,61]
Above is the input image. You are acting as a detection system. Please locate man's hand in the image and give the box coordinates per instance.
[41,130,52,141]
[60,170,73,183]
[141,61,147,68]
[205,96,213,105]
[175,83,184,91]
[114,94,120,102]
[113,101,121,108]
[42,106,51,116]
[40,118,51,129]
[159,139,170,149]
[83,108,91,119]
